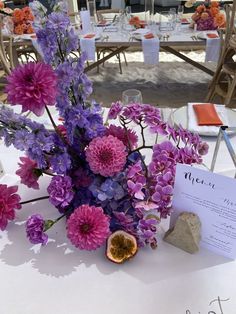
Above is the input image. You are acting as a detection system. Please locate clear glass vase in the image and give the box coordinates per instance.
[145,0,154,23]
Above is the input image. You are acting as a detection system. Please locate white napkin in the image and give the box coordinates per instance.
[205,36,221,62]
[188,103,229,136]
[80,37,95,61]
[141,36,159,65]
[80,10,91,34]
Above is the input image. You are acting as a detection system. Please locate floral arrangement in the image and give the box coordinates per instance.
[191,1,226,31]
[0,1,209,263]
[12,6,34,35]
[129,16,146,29]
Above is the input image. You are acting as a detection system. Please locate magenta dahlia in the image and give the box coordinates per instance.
[106,125,138,150]
[0,184,21,231]
[67,204,110,250]
[16,156,41,189]
[6,62,57,116]
[86,135,127,177]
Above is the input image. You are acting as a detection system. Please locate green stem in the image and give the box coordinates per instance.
[20,196,49,205]
[44,212,68,232]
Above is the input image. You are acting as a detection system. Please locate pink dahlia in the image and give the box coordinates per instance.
[67,204,110,250]
[0,184,21,230]
[6,62,57,116]
[106,125,138,150]
[16,156,41,189]
[86,135,127,177]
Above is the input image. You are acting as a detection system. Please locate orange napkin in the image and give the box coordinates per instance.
[144,33,154,39]
[181,18,189,24]
[98,20,107,25]
[207,33,219,39]
[83,33,95,39]
[193,103,223,126]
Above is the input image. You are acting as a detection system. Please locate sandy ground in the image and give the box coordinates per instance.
[88,50,216,108]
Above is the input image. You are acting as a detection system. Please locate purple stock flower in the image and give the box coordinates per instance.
[47,175,74,208]
[26,214,48,245]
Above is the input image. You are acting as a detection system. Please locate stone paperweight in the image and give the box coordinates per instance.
[163,212,201,254]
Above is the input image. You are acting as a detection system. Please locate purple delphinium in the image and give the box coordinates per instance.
[47,175,74,209]
[26,214,48,245]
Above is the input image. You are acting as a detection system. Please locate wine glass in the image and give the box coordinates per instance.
[122,89,143,105]
[177,5,184,19]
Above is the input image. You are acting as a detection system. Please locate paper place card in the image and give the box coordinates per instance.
[171,164,236,259]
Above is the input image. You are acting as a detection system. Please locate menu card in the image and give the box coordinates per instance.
[171,164,236,259]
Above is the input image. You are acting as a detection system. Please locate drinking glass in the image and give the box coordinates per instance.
[122,89,143,105]
[169,8,176,30]
[87,0,97,23]
[177,5,184,19]
[126,6,132,16]
[159,11,173,32]
[145,0,154,23]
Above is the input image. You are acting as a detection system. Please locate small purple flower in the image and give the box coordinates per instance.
[127,180,145,200]
[127,160,143,179]
[47,175,74,208]
[122,103,143,122]
[108,101,123,119]
[26,214,48,245]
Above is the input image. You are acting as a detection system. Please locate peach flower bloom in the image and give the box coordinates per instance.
[14,23,24,35]
[211,2,219,8]
[210,6,220,17]
[214,13,226,28]
[13,9,24,23]
[201,12,210,20]
[26,24,34,34]
[0,1,4,9]
[22,7,34,21]
[196,4,206,14]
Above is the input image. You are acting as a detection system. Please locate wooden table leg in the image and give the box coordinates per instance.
[162,46,215,76]
[84,46,128,73]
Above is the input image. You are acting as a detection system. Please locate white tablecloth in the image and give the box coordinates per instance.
[0,108,236,314]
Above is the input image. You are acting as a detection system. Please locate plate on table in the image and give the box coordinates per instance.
[171,106,236,137]
[197,32,219,40]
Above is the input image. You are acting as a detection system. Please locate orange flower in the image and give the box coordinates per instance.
[0,1,4,9]
[211,1,219,8]
[192,12,200,22]
[196,4,206,14]
[13,9,24,23]
[26,24,34,34]
[214,13,226,28]
[129,16,143,28]
[210,6,219,17]
[22,7,34,21]
[201,12,210,20]
[14,23,24,35]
